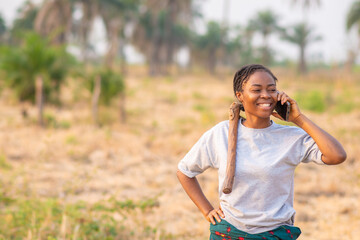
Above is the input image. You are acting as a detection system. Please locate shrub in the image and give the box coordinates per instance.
[294,90,327,113]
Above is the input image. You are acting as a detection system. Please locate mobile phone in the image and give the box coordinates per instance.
[274,101,290,121]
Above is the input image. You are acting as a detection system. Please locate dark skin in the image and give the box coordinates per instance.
[177,70,347,225]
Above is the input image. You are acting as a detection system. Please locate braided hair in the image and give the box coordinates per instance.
[233,64,278,110]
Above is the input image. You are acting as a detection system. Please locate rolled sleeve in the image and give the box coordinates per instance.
[301,134,324,165]
[178,130,217,178]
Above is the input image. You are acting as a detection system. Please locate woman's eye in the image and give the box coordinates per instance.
[252,89,260,92]
[269,89,276,92]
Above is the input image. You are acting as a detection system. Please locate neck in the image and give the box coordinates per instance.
[242,116,271,129]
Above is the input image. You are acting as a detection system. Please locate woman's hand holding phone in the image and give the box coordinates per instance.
[272,91,302,123]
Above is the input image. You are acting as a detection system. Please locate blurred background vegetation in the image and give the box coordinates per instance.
[0,0,360,126]
[0,0,360,239]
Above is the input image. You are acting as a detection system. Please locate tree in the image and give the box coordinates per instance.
[9,1,39,43]
[248,10,280,65]
[34,0,72,45]
[0,13,6,42]
[132,0,194,75]
[71,0,98,62]
[346,0,360,70]
[98,0,139,70]
[291,0,321,10]
[281,23,321,74]
[291,0,321,21]
[192,21,225,74]
[0,33,73,126]
[68,0,139,70]
[85,68,126,125]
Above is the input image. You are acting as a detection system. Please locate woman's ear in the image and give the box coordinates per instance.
[236,91,243,103]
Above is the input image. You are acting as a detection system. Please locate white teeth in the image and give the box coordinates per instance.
[258,104,270,107]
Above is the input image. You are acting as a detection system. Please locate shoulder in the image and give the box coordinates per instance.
[201,120,229,140]
[271,122,308,138]
[204,120,228,133]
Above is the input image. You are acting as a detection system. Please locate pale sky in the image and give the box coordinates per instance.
[0,0,357,63]
[201,0,357,63]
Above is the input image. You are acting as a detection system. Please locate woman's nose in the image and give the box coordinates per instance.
[260,90,271,98]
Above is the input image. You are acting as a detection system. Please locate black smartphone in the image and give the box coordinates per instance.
[274,101,290,121]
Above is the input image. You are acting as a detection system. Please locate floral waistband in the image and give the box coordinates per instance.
[209,220,301,240]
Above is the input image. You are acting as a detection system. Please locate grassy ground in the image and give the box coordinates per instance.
[0,66,359,239]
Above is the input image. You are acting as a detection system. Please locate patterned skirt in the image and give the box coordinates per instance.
[210,220,301,240]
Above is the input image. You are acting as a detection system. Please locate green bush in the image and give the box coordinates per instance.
[87,68,125,106]
[0,32,75,105]
[294,90,327,113]
[333,90,356,114]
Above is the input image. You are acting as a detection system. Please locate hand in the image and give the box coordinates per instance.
[205,206,225,225]
[271,91,302,123]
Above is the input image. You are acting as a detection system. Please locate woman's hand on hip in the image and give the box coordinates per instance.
[205,206,225,225]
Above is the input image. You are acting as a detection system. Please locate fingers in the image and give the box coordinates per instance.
[206,208,225,225]
[277,91,296,105]
[217,208,225,218]
[277,91,289,105]
[277,90,302,122]
[271,111,283,120]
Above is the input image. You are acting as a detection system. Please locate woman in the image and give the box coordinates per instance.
[177,64,346,240]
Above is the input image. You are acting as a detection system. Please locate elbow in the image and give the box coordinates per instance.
[324,150,347,165]
[176,169,184,179]
[176,169,193,180]
[338,151,347,164]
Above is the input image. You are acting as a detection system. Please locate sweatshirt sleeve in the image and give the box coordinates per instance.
[301,134,324,165]
[178,126,220,178]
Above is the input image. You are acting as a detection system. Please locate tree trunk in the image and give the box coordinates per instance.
[105,21,121,69]
[345,49,357,73]
[119,37,127,76]
[35,76,44,127]
[149,36,161,76]
[148,12,163,76]
[119,91,126,123]
[165,0,176,72]
[92,75,101,125]
[208,49,216,74]
[299,44,307,74]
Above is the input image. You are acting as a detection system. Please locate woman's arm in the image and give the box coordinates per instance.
[274,91,347,165]
[292,114,346,165]
[176,170,224,224]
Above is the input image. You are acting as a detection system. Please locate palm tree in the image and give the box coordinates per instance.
[291,0,321,10]
[9,1,39,43]
[132,0,194,75]
[0,33,73,126]
[71,0,98,62]
[82,67,125,125]
[346,0,360,70]
[34,0,73,45]
[248,9,280,65]
[281,22,321,74]
[98,0,139,70]
[0,13,6,43]
[291,0,321,21]
[193,21,225,74]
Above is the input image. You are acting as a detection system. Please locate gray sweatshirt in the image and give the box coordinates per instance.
[178,120,323,234]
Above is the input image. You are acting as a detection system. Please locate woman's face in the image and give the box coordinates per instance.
[236,70,278,120]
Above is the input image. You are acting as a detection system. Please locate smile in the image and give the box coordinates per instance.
[256,103,273,110]
[257,103,271,107]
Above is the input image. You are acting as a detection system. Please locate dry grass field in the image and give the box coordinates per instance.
[0,66,359,239]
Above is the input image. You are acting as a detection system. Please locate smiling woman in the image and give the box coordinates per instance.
[176,64,347,240]
[234,67,279,128]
